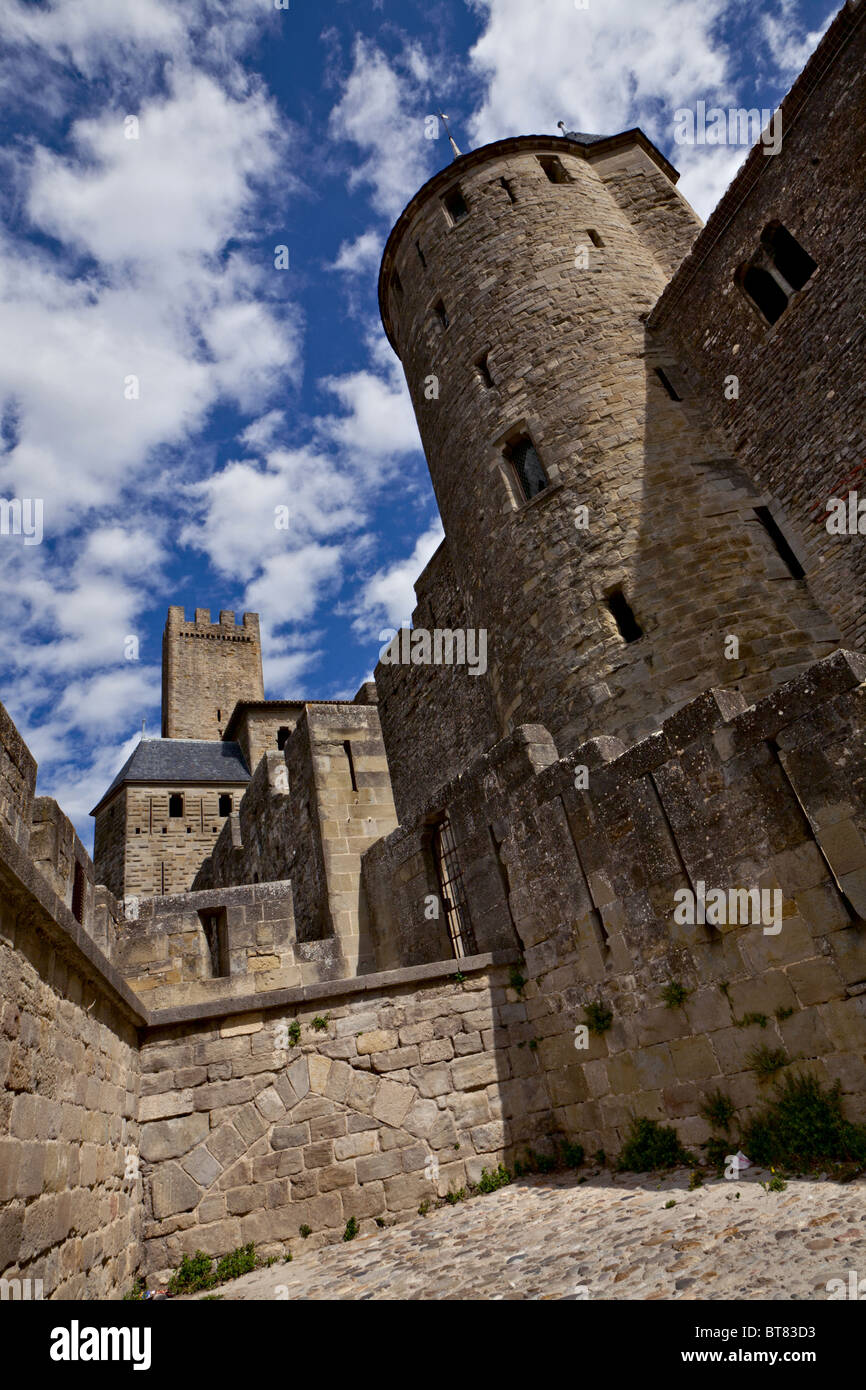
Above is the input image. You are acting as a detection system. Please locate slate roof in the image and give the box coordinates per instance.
[90,738,250,815]
[559,130,609,145]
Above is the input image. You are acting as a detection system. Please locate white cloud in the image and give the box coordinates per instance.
[761,0,833,75]
[329,229,384,276]
[328,37,435,220]
[314,367,421,466]
[351,520,445,638]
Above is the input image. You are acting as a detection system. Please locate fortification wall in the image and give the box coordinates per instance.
[365,651,866,1159]
[374,541,500,824]
[648,0,866,649]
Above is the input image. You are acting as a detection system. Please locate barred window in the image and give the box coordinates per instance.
[506,434,549,502]
[432,816,477,959]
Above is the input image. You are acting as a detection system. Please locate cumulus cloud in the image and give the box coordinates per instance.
[350,520,445,640]
[329,229,384,277]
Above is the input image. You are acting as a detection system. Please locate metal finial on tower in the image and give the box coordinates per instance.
[437,111,462,160]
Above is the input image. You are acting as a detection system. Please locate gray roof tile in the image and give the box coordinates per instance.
[91,738,250,814]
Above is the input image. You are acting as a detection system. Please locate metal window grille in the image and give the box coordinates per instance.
[432,816,477,958]
[509,437,548,501]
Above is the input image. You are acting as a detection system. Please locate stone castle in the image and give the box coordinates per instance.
[1,0,864,1297]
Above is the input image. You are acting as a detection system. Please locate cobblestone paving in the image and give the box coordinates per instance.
[192,1168,866,1301]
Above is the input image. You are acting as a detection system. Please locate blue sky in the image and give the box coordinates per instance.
[0,0,837,847]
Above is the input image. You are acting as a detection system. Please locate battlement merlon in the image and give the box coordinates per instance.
[164,606,260,636]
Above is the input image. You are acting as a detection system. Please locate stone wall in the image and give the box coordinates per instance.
[649,0,866,650]
[137,950,535,1282]
[375,540,500,824]
[364,651,866,1159]
[0,703,145,1299]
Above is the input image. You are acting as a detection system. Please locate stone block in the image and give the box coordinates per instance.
[140,1113,209,1163]
[357,1030,399,1055]
[151,1163,201,1220]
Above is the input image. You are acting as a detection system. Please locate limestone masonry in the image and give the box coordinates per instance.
[1,0,865,1297]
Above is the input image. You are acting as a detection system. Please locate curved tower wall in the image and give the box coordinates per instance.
[379,135,839,753]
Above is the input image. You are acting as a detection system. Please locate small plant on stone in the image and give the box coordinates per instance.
[664,1199,676,1210]
[375,1217,386,1227]
[311,1014,330,1032]
[287,1019,301,1047]
[661,981,690,1010]
[735,1011,769,1029]
[747,1044,788,1081]
[508,966,526,995]
[762,1171,788,1193]
[775,1005,795,1022]
[122,1277,146,1301]
[418,1199,430,1216]
[688,1169,703,1191]
[216,1243,256,1283]
[700,1089,735,1132]
[343,1217,359,1242]
[704,1136,730,1173]
[167,1251,216,1297]
[583,1000,613,1035]
[283,1253,293,1262]
[559,1140,585,1169]
[299,1224,312,1238]
[444,1187,466,1205]
[617,1117,693,1173]
[594,1149,606,1166]
[528,1038,538,1052]
[476,1164,512,1194]
[454,971,465,983]
[743,1071,866,1170]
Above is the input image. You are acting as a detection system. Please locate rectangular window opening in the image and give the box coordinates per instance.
[169,793,183,818]
[277,726,290,750]
[754,506,805,580]
[587,228,604,247]
[199,907,229,978]
[606,589,644,643]
[655,367,682,401]
[431,815,477,959]
[475,353,494,389]
[443,186,469,225]
[499,176,517,204]
[218,793,232,816]
[538,154,572,184]
[505,433,549,503]
[343,740,358,792]
[434,299,450,329]
[71,861,85,924]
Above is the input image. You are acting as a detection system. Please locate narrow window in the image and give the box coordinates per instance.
[431,815,477,959]
[754,507,805,579]
[217,709,221,722]
[655,368,682,401]
[739,264,788,324]
[218,793,232,816]
[443,186,469,225]
[199,907,229,978]
[475,353,494,389]
[160,862,165,894]
[343,740,358,792]
[392,269,403,296]
[538,155,572,184]
[169,793,183,818]
[71,861,85,924]
[135,827,140,835]
[434,299,449,329]
[276,726,290,750]
[415,239,426,268]
[505,433,549,503]
[499,176,517,204]
[606,589,644,643]
[587,228,604,247]
[762,223,816,292]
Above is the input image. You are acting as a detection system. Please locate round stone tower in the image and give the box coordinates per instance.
[378,132,838,751]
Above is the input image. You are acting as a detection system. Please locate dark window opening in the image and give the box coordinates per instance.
[199,907,229,978]
[506,433,549,502]
[434,299,449,329]
[160,862,165,894]
[655,367,682,401]
[135,827,140,834]
[217,709,221,722]
[587,228,604,247]
[475,353,494,389]
[218,794,232,816]
[538,154,572,184]
[754,506,805,580]
[71,861,85,924]
[343,740,358,792]
[740,264,788,324]
[761,223,816,292]
[276,726,290,750]
[499,176,517,203]
[169,793,183,818]
[443,186,469,225]
[415,239,426,267]
[392,270,403,296]
[606,589,644,643]
[432,815,477,959]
